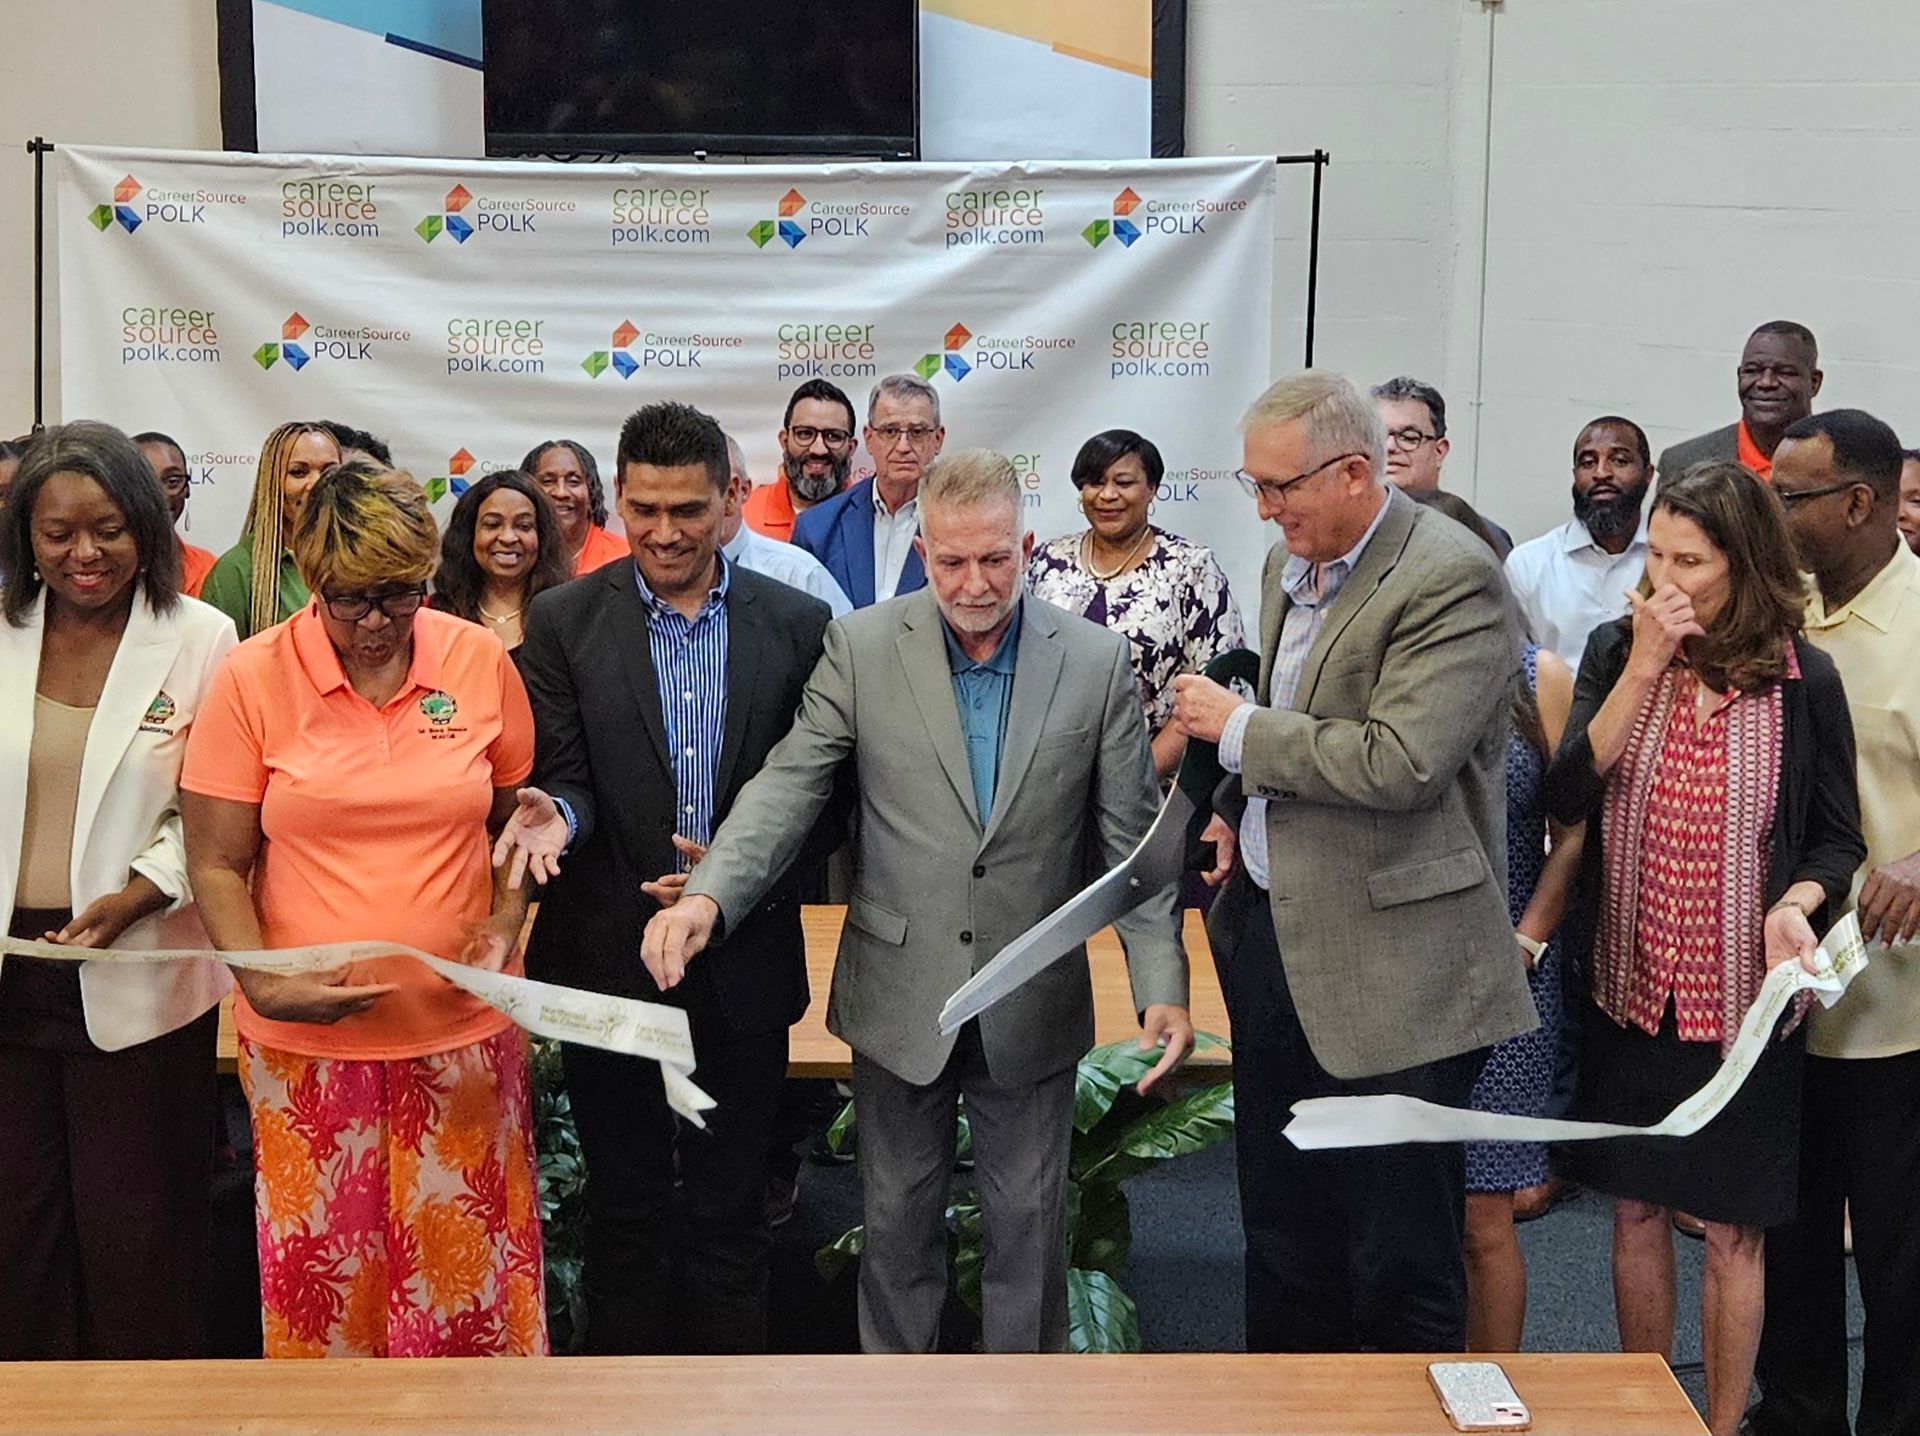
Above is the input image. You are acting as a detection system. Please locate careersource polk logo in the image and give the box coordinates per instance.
[254,311,411,372]
[280,177,380,239]
[446,316,546,376]
[121,304,220,365]
[1110,319,1213,379]
[425,448,478,503]
[749,188,910,249]
[1085,186,1249,249]
[417,183,575,243]
[90,173,246,234]
[581,320,742,378]
[916,321,1076,382]
[611,184,712,246]
[944,185,1046,250]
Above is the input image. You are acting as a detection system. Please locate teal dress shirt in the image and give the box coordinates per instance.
[941,601,1022,823]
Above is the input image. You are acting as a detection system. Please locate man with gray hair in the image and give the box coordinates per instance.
[644,448,1192,1352]
[791,373,944,606]
[1172,370,1534,1353]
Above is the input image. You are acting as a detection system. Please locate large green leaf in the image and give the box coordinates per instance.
[1071,1182,1132,1278]
[815,1223,864,1283]
[1066,1267,1140,1353]
[1071,1031,1231,1134]
[1113,1082,1236,1162]
[948,1198,984,1316]
[825,1097,857,1155]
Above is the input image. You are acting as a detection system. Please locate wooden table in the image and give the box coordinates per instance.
[217,906,1229,1077]
[0,1353,1706,1434]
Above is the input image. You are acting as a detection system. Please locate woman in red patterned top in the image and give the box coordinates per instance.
[1544,462,1864,1436]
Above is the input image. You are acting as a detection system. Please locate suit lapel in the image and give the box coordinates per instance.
[713,574,762,806]
[71,597,181,873]
[899,533,926,595]
[896,593,982,830]
[606,563,672,775]
[1295,489,1415,710]
[979,603,1064,850]
[842,484,879,607]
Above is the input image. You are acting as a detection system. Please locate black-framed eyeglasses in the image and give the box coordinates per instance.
[1234,452,1363,505]
[1775,481,1860,507]
[156,473,191,495]
[320,586,428,623]
[1384,427,1438,453]
[787,426,852,448]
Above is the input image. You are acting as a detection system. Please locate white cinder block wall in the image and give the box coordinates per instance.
[4,0,1917,551]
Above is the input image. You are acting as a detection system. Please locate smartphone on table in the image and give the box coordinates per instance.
[1427,1361,1532,1431]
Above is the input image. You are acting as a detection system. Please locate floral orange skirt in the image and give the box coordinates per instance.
[238,1026,547,1357]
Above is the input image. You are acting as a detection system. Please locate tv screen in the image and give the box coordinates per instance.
[483,0,919,158]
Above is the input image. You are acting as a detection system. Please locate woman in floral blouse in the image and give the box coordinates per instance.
[1027,429,1245,779]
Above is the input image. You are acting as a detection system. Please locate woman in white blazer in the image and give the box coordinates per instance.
[0,422,238,1359]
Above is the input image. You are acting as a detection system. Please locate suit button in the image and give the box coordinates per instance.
[960,930,973,944]
[972,865,985,879]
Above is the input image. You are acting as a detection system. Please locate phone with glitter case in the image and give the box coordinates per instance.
[1427,1362,1532,1431]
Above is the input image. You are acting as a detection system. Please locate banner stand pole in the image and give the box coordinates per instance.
[1272,149,1329,368]
[27,137,53,433]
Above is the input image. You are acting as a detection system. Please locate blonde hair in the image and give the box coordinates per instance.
[290,461,439,598]
[1241,369,1387,476]
[244,421,338,635]
[919,448,1022,524]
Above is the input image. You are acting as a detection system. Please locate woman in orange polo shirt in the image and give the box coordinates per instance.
[182,461,545,1358]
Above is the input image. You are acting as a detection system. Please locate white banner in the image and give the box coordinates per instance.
[56,146,1275,615]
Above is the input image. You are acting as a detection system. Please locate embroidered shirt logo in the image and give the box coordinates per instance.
[140,691,177,733]
[419,690,458,727]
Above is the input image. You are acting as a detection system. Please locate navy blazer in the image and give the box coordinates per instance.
[791,477,927,608]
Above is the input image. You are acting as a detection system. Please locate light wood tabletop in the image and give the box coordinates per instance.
[217,905,1230,1078]
[0,1353,1706,1435]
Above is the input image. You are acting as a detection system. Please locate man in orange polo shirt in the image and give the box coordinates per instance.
[523,437,629,572]
[742,379,858,542]
[1657,320,1823,483]
[135,430,216,597]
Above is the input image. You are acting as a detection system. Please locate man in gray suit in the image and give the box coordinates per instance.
[1657,319,1822,481]
[1172,370,1535,1353]
[643,449,1192,1353]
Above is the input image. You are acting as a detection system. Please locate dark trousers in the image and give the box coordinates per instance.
[1752,1048,1920,1436]
[1215,875,1485,1353]
[0,911,217,1360]
[563,1023,787,1355]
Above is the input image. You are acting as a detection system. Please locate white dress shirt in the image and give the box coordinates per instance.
[1504,512,1650,672]
[722,525,853,618]
[873,487,920,603]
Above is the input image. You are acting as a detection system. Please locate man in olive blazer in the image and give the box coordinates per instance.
[1173,371,1535,1355]
[644,451,1190,1355]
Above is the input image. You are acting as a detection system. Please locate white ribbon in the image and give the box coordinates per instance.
[0,936,715,1125]
[1284,912,1867,1151]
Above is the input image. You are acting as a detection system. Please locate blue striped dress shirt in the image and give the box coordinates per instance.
[635,557,731,867]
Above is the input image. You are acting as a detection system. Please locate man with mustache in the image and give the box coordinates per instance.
[1505,415,1654,670]
[1658,320,1823,483]
[743,380,858,543]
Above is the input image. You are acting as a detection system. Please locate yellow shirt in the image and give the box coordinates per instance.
[1805,542,1920,1059]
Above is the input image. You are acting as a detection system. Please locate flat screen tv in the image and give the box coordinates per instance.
[483,0,919,158]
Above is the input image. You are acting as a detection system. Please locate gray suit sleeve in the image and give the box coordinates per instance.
[684,618,858,926]
[1237,549,1514,812]
[1095,637,1189,1013]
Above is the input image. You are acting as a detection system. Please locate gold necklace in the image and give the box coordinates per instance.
[1081,527,1150,582]
[478,603,525,625]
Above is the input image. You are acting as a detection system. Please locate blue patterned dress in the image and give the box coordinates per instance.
[1466,645,1564,1193]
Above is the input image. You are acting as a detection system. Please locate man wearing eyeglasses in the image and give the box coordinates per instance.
[1373,376,1514,557]
[1752,408,1920,1436]
[1169,370,1534,1355]
[744,379,859,543]
[1658,320,1823,483]
[792,373,942,607]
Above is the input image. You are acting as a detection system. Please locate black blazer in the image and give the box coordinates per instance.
[519,558,834,1037]
[1543,620,1866,982]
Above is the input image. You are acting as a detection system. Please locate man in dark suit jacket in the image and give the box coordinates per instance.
[791,372,941,606]
[501,402,834,1355]
[1657,320,1822,482]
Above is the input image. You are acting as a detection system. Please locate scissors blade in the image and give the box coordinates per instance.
[937,784,1194,1036]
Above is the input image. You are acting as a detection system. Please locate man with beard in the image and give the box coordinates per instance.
[1505,416,1654,670]
[1658,320,1823,483]
[744,380,857,543]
